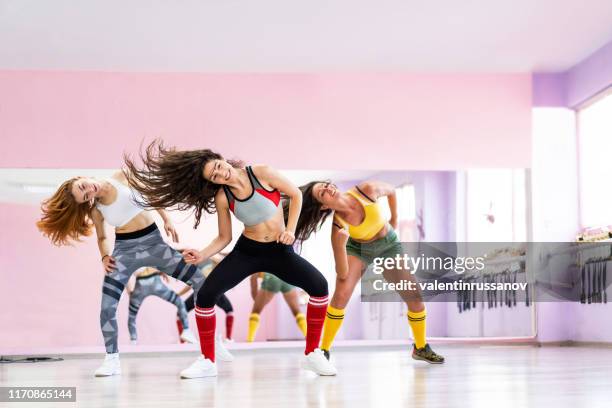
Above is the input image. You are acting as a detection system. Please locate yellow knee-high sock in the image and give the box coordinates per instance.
[247,313,260,342]
[407,309,427,349]
[320,306,345,351]
[295,313,307,337]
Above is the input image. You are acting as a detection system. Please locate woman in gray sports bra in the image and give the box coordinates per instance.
[124,140,337,379]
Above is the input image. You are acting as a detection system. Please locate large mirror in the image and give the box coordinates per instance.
[0,167,531,354]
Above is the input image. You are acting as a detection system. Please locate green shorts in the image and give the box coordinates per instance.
[346,228,403,267]
[261,273,295,294]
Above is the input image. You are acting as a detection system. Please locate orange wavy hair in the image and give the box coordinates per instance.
[36,178,95,246]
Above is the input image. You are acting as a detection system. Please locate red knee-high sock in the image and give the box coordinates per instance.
[305,295,328,355]
[195,307,216,362]
[225,313,234,340]
[176,319,185,343]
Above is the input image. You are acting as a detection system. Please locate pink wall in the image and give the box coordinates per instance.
[0,71,534,352]
[0,71,532,170]
[0,202,103,351]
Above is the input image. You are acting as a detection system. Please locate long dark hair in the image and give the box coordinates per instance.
[285,180,333,243]
[123,140,242,228]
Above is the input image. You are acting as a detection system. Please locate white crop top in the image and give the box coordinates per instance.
[95,179,147,227]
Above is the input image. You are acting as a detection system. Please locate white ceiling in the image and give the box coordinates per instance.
[1,0,611,72]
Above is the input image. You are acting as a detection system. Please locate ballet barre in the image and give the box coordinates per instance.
[482,255,526,267]
[545,241,612,258]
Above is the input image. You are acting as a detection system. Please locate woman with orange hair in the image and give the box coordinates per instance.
[37,170,233,377]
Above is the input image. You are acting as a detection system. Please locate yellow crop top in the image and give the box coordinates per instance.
[334,187,386,241]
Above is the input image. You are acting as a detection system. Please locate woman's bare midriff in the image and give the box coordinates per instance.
[241,207,286,242]
[115,212,156,234]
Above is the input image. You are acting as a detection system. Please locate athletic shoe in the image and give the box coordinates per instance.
[94,353,121,377]
[412,344,445,364]
[180,356,217,379]
[130,340,138,345]
[302,348,337,376]
[180,329,197,344]
[216,333,234,362]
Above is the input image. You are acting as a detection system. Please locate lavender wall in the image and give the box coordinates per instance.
[532,73,566,107]
[562,39,612,342]
[533,37,612,342]
[531,38,612,343]
[533,39,612,108]
[566,40,612,107]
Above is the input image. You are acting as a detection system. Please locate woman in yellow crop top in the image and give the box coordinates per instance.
[291,180,444,364]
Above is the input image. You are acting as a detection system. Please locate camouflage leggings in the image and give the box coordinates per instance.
[127,273,189,341]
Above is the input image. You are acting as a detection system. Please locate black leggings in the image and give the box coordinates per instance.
[196,235,328,308]
[185,292,233,314]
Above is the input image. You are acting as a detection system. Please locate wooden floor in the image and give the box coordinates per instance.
[2,344,612,408]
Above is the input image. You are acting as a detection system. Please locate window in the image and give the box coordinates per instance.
[578,91,612,228]
[466,169,526,242]
[395,184,416,241]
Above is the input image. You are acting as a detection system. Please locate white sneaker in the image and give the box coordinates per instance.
[130,339,138,345]
[94,353,121,377]
[180,356,217,379]
[180,329,197,344]
[302,349,337,376]
[215,333,234,362]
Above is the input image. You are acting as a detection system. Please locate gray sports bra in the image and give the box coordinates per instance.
[222,166,281,227]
